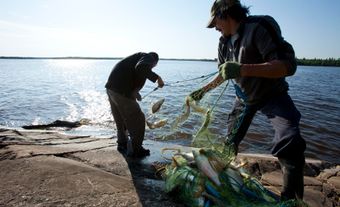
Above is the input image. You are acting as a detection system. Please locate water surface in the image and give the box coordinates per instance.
[0,59,339,163]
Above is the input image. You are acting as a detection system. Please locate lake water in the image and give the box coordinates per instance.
[1,59,339,164]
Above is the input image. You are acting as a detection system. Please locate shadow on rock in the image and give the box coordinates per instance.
[120,140,186,207]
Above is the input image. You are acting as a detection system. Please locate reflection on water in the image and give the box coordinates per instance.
[0,60,339,164]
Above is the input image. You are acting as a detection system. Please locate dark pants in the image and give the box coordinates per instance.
[226,93,306,200]
[106,89,146,152]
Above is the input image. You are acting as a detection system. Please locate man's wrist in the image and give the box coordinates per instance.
[239,64,247,77]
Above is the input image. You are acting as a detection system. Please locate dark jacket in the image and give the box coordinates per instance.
[105,52,159,98]
[218,15,297,105]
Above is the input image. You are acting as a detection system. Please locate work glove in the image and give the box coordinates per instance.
[218,61,241,80]
[188,88,206,101]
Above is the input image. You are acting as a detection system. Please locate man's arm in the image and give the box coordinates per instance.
[201,73,225,92]
[188,73,224,101]
[240,59,291,78]
[157,76,164,88]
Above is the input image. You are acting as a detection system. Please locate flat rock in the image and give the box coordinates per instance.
[0,156,140,207]
[327,176,340,194]
[0,128,338,207]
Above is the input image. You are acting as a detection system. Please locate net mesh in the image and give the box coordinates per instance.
[152,74,307,206]
[155,146,308,207]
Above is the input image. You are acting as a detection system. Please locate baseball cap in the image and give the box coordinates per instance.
[207,0,241,28]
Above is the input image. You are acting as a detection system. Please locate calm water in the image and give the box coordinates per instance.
[0,59,339,164]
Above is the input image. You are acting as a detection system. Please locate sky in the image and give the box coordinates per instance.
[1,0,340,59]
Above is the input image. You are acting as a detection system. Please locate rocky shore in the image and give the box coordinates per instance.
[0,128,338,207]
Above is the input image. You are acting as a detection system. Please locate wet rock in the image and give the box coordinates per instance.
[304,186,326,207]
[327,176,340,194]
[318,165,340,180]
[71,147,131,177]
[0,128,339,207]
[261,171,283,186]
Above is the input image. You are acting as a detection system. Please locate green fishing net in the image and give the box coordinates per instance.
[157,146,308,207]
[155,76,308,206]
[161,82,307,206]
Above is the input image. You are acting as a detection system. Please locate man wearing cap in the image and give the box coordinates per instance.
[189,0,306,201]
[106,52,164,158]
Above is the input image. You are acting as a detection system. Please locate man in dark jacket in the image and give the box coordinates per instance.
[190,0,306,201]
[106,52,164,158]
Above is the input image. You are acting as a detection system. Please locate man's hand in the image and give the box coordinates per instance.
[132,89,142,101]
[219,62,241,80]
[157,76,164,88]
[189,88,206,101]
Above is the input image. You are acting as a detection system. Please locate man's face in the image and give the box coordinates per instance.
[214,17,231,37]
[151,62,158,69]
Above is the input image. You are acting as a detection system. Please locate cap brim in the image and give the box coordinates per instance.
[206,16,216,28]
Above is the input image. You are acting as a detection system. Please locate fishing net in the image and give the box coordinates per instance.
[146,72,224,142]
[154,75,308,206]
[189,80,230,149]
[187,79,253,152]
[155,146,308,207]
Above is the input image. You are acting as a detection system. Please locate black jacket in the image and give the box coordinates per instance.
[105,52,159,97]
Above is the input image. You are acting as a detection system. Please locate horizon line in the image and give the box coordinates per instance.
[1,56,339,61]
[0,56,217,62]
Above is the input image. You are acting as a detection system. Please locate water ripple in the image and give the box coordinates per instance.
[0,60,339,164]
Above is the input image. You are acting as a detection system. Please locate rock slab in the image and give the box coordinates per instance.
[0,128,338,207]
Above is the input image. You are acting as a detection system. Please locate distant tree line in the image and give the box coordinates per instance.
[296,58,340,67]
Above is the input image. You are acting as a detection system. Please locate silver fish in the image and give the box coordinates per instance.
[193,150,221,186]
[187,99,207,114]
[146,119,168,129]
[151,98,165,113]
[170,99,190,130]
[225,167,243,193]
[176,151,194,162]
[194,109,211,138]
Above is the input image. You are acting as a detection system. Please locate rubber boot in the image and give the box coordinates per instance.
[278,156,305,201]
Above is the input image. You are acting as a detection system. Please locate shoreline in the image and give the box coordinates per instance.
[0,128,339,206]
[3,125,339,165]
[0,56,216,62]
[1,57,340,67]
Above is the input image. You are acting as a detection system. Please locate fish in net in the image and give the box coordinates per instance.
[154,146,308,207]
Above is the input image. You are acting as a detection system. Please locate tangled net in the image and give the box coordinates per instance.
[153,76,307,206]
[154,146,307,207]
